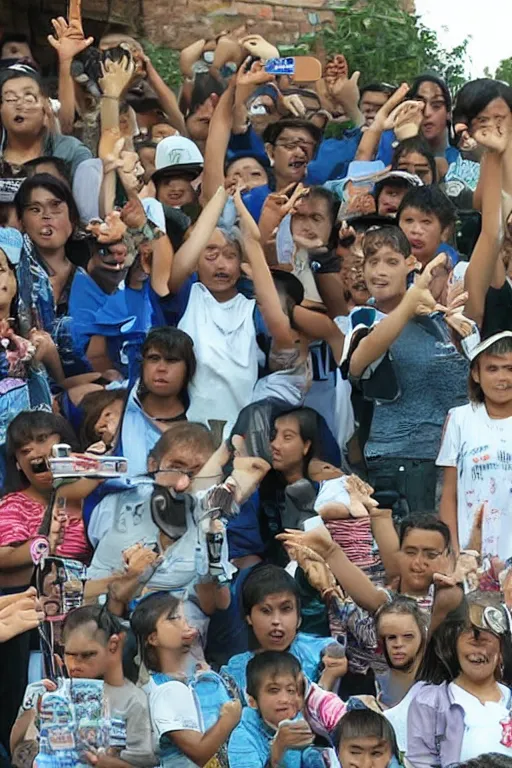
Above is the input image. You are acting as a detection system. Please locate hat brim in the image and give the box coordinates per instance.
[152,163,203,184]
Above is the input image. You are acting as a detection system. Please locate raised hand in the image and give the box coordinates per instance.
[123,543,160,577]
[239,34,279,60]
[406,253,449,316]
[233,186,261,241]
[0,590,45,642]
[345,475,378,517]
[276,524,337,561]
[48,0,93,62]
[386,100,425,141]
[99,52,135,99]
[179,39,206,78]
[454,122,478,152]
[279,92,306,117]
[375,82,410,129]
[260,183,308,226]
[121,198,147,230]
[86,211,127,244]
[473,122,510,154]
[236,57,275,88]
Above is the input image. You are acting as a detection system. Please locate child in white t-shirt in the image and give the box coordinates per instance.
[437,331,512,561]
[131,592,241,768]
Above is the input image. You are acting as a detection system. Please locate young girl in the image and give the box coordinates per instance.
[438,331,512,562]
[220,564,342,696]
[131,592,241,768]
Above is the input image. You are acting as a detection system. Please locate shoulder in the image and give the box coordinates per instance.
[0,491,37,513]
[410,681,449,709]
[51,133,92,157]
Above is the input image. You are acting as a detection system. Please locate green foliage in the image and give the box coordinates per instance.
[141,40,182,90]
[494,57,512,85]
[291,0,469,91]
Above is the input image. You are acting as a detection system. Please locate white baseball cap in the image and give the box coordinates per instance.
[467,330,512,362]
[153,136,203,183]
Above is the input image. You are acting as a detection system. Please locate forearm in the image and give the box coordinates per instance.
[86,336,115,373]
[246,237,295,347]
[100,95,121,133]
[349,296,413,378]
[313,272,348,320]
[150,234,174,296]
[56,58,76,134]
[146,64,187,135]
[325,544,385,612]
[370,509,400,581]
[292,305,344,364]
[0,542,35,572]
[83,574,122,602]
[168,188,226,293]
[173,720,234,766]
[10,709,35,753]
[40,347,66,387]
[202,84,234,203]
[439,468,460,556]
[99,169,117,219]
[355,123,383,161]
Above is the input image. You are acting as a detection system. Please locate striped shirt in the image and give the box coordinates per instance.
[0,491,91,563]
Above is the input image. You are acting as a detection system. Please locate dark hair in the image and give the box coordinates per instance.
[62,604,123,644]
[242,563,301,619]
[141,327,196,392]
[3,411,79,494]
[272,407,321,475]
[80,388,128,449]
[299,186,341,249]
[399,514,451,551]
[0,33,31,53]
[149,421,215,465]
[21,156,72,186]
[391,136,437,184]
[453,79,512,127]
[397,185,456,231]
[375,596,428,669]
[362,225,411,260]
[454,756,512,768]
[131,592,181,671]
[417,598,512,686]
[135,138,158,152]
[184,72,225,117]
[409,73,452,112]
[0,68,43,98]
[469,334,512,403]
[15,173,80,230]
[263,118,322,149]
[334,708,399,758]
[224,154,270,175]
[360,82,396,98]
[246,650,302,701]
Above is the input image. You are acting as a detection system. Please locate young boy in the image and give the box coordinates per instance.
[228,651,344,768]
[335,708,401,768]
[11,605,155,767]
[397,185,458,268]
[343,225,468,514]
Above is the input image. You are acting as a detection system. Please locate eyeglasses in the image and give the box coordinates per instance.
[2,93,39,106]
[274,139,316,152]
[415,97,446,111]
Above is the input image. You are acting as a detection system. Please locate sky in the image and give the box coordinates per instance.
[415,0,510,78]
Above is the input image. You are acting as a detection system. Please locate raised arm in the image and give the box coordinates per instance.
[142,54,187,136]
[168,186,228,293]
[464,135,506,327]
[234,189,296,349]
[292,305,344,364]
[201,81,235,204]
[47,0,94,135]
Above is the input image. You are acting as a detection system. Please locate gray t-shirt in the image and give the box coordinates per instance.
[364,315,468,460]
[105,680,157,767]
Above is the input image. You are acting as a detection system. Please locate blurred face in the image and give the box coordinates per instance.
[21,187,73,253]
[149,442,210,492]
[363,246,412,305]
[339,737,393,768]
[395,151,433,185]
[251,673,302,727]
[415,81,448,144]
[291,195,332,248]
[1,41,32,60]
[15,430,61,492]
[247,592,300,651]
[270,415,310,475]
[266,127,316,184]
[138,146,156,184]
[225,157,268,191]
[360,90,389,127]
[399,528,447,594]
[186,96,217,142]
[456,628,501,684]
[149,604,197,656]
[378,613,423,671]
[197,228,241,300]
[151,123,177,142]
[0,77,45,137]
[64,624,111,679]
[142,345,187,398]
[377,184,409,217]
[469,97,512,137]
[157,177,195,207]
[0,249,17,312]
[398,205,444,266]
[94,399,124,444]
[472,352,512,406]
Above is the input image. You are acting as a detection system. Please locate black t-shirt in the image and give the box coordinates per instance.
[482,279,512,336]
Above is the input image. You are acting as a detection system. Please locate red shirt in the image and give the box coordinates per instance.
[0,491,91,563]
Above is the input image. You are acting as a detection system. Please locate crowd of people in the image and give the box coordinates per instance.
[0,1,511,766]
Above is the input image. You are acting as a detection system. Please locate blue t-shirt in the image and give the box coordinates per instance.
[307,129,363,185]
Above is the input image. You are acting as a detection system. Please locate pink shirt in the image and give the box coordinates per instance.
[0,491,91,564]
